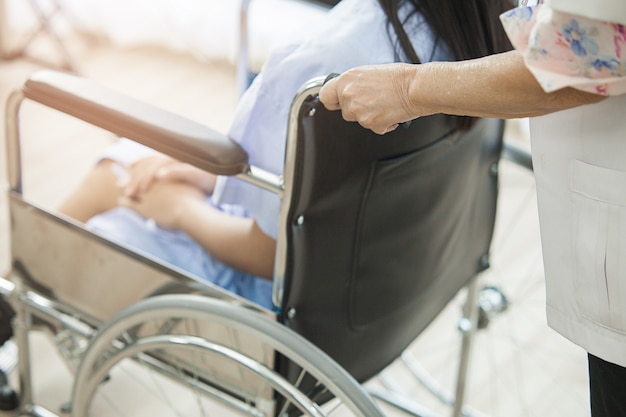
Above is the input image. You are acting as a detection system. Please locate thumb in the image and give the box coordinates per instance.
[156,165,189,181]
[157,164,208,190]
[319,78,341,111]
[117,195,139,209]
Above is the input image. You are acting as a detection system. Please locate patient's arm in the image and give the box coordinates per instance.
[118,180,276,280]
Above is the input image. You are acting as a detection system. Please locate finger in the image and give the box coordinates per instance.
[359,122,398,136]
[319,78,341,110]
[157,166,204,191]
[124,177,148,198]
[125,166,157,197]
[383,123,399,134]
[156,164,194,181]
[340,108,358,122]
[117,195,139,209]
[122,177,139,197]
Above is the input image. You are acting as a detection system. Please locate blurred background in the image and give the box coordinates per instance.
[1,0,329,73]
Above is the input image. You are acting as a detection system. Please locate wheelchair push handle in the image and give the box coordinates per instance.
[321,72,413,128]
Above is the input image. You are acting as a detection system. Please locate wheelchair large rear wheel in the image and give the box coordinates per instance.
[70,294,383,417]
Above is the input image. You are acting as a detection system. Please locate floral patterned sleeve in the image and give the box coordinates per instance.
[500,5,626,95]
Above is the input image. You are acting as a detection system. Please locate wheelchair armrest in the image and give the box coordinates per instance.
[22,70,249,176]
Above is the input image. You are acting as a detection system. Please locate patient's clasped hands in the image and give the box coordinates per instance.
[116,154,216,231]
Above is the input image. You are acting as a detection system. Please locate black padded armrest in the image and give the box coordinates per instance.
[22,70,249,176]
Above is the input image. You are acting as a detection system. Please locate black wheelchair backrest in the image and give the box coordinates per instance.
[279,91,503,382]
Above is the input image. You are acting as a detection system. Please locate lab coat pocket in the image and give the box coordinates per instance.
[570,160,626,332]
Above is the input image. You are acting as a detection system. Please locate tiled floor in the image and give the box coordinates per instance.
[0,31,591,417]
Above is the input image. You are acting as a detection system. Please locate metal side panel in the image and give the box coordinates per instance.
[7,193,269,322]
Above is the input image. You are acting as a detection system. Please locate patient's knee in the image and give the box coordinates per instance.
[57,159,123,222]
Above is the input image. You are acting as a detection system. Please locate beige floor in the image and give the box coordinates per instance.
[0,31,591,417]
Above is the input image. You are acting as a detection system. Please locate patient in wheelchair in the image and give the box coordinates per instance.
[58,0,513,311]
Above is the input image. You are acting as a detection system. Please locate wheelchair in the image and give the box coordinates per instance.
[2,69,506,416]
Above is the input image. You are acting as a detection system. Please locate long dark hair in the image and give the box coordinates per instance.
[379,0,514,129]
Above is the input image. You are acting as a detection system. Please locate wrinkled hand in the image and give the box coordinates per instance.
[118,179,205,230]
[123,154,216,198]
[319,63,419,135]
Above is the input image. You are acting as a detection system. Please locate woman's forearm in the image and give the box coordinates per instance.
[177,199,276,280]
[320,50,605,134]
[409,50,604,119]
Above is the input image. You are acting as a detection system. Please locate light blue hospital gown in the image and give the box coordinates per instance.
[87,0,448,311]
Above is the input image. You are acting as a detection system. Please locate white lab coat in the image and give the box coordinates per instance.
[532,96,626,367]
[528,0,626,366]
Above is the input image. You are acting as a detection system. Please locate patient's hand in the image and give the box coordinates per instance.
[156,162,217,195]
[118,180,206,231]
[124,154,179,198]
[124,154,217,198]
